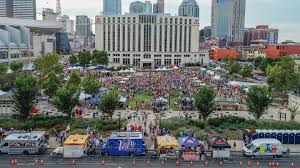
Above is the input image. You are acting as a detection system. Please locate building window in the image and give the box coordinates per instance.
[113,58,120,63]
[154,54,161,57]
[144,54,151,59]
[123,58,130,65]
[154,59,162,67]
[174,59,181,66]
[164,54,171,58]
[164,59,172,66]
[133,58,141,67]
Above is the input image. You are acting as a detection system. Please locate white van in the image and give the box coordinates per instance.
[242,139,283,157]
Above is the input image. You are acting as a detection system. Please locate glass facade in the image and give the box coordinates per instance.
[103,0,121,16]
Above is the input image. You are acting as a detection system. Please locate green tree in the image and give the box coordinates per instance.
[258,58,268,72]
[99,89,119,119]
[53,84,80,117]
[194,85,216,121]
[226,60,241,74]
[43,71,61,98]
[92,50,109,65]
[82,76,100,95]
[240,65,253,78]
[0,63,8,75]
[9,61,23,72]
[78,51,91,67]
[288,104,299,121]
[245,86,272,120]
[69,54,78,65]
[12,76,38,119]
[68,70,81,86]
[34,53,63,77]
[267,58,298,93]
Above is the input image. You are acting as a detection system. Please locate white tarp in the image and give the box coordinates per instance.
[213,150,231,158]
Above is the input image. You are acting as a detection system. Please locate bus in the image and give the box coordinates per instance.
[101,132,146,156]
[0,131,48,155]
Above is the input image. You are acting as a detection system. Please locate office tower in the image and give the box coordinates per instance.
[178,0,199,18]
[56,0,61,17]
[0,0,36,19]
[103,0,121,16]
[129,1,153,14]
[59,15,75,34]
[76,15,91,36]
[200,26,212,42]
[95,14,209,69]
[211,0,246,46]
[244,25,279,46]
[153,0,164,13]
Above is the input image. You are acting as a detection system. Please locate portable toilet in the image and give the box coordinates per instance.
[288,131,295,144]
[283,131,289,144]
[252,132,258,140]
[276,131,283,143]
[271,130,277,139]
[295,131,300,144]
[265,131,271,139]
[258,130,265,139]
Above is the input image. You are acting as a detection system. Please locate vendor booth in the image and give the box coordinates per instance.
[207,136,231,158]
[180,136,202,161]
[156,135,179,160]
[63,135,89,158]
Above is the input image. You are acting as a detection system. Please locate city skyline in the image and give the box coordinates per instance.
[36,0,300,42]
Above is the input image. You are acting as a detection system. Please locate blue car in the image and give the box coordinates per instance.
[101,132,147,156]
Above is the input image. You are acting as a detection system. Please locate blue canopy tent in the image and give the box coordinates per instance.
[180,136,201,148]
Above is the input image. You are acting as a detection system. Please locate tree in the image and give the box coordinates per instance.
[78,51,91,67]
[245,86,272,120]
[9,61,23,72]
[92,50,109,65]
[258,58,268,72]
[43,71,61,98]
[53,84,80,117]
[240,65,253,78]
[12,76,38,119]
[34,53,63,77]
[288,104,299,121]
[267,58,298,93]
[225,60,241,74]
[69,54,78,65]
[82,76,100,95]
[99,89,119,119]
[0,63,8,75]
[68,70,81,86]
[194,85,216,121]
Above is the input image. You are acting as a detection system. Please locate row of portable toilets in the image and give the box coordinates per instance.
[250,130,300,144]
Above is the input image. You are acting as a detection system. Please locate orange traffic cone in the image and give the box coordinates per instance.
[146,160,150,166]
[40,160,44,165]
[240,161,243,167]
[132,159,136,167]
[176,160,180,167]
[248,161,252,167]
[161,160,165,166]
[205,160,208,167]
[101,160,105,166]
[190,160,193,167]
[256,161,260,168]
[71,160,75,165]
[219,161,223,167]
[10,159,15,165]
[290,162,295,168]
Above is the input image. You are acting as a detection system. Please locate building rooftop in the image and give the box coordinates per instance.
[0,17,63,32]
[4,132,45,141]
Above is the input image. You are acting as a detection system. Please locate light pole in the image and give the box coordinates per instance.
[118,112,121,131]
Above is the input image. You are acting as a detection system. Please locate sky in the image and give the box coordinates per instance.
[36,0,300,42]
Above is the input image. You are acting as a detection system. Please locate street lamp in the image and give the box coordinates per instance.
[118,112,121,131]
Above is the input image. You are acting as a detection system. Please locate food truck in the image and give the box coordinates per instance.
[101,132,146,156]
[242,139,283,157]
[179,136,201,161]
[0,131,48,155]
[63,135,89,158]
[207,136,231,158]
[155,135,179,160]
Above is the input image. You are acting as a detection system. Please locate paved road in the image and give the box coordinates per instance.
[0,154,299,168]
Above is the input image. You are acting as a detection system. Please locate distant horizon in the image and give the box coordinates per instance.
[37,0,300,42]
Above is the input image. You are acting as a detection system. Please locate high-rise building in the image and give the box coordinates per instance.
[178,0,199,18]
[95,14,209,69]
[244,25,279,46]
[0,0,36,19]
[59,15,75,34]
[56,0,61,17]
[200,26,212,42]
[211,0,246,46]
[153,0,164,13]
[76,15,91,36]
[103,0,121,16]
[129,1,153,14]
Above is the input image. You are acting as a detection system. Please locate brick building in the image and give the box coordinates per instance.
[244,25,278,46]
[263,44,300,58]
[210,48,238,61]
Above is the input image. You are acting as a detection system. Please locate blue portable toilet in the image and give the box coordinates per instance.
[271,131,277,139]
[258,130,265,139]
[295,132,300,144]
[283,131,289,144]
[265,131,271,139]
[252,132,258,140]
[276,131,283,143]
[289,131,295,144]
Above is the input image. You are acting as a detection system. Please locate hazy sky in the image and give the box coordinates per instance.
[37,0,300,42]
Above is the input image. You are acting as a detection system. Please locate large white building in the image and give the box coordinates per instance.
[95,14,208,69]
